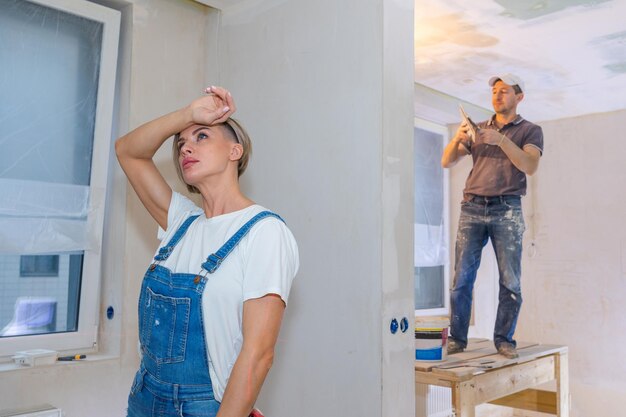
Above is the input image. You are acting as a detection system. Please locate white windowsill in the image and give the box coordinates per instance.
[0,353,120,374]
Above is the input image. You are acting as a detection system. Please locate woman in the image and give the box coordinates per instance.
[116,86,299,417]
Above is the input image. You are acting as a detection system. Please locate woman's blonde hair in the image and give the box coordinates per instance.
[172,118,252,194]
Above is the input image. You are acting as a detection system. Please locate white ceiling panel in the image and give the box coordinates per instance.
[414,0,626,122]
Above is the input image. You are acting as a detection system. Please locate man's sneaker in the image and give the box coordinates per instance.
[497,342,519,359]
[447,339,465,355]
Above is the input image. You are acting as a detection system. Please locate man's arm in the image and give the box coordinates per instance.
[441,124,471,168]
[480,129,541,175]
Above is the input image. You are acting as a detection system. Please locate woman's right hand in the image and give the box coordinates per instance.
[188,85,237,126]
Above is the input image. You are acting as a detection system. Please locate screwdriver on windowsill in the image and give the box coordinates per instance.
[57,354,86,361]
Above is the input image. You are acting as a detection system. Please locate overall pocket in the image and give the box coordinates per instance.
[140,287,191,364]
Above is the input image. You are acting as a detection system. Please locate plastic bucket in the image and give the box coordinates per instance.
[415,316,449,362]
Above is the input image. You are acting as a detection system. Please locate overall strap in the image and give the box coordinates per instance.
[201,211,284,274]
[154,215,201,261]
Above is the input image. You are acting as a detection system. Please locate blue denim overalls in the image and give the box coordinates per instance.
[127,211,283,417]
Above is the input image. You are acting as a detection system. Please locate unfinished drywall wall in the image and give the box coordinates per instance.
[0,0,214,415]
[1,1,416,415]
[516,109,626,417]
[213,1,415,416]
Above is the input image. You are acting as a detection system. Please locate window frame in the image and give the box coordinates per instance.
[413,117,450,317]
[0,0,120,359]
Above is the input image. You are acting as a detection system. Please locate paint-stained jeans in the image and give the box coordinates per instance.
[449,195,525,349]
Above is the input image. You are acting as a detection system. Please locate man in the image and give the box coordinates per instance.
[441,73,543,359]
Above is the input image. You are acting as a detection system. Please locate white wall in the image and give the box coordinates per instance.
[0,1,214,415]
[213,1,414,416]
[2,0,416,416]
[516,109,626,417]
[448,109,626,417]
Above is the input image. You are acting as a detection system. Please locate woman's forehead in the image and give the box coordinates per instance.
[179,124,213,139]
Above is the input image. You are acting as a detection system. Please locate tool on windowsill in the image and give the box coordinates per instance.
[57,354,86,361]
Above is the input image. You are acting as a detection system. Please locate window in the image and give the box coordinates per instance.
[20,255,60,277]
[414,118,449,316]
[0,0,120,357]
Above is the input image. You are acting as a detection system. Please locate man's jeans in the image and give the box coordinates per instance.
[449,195,525,348]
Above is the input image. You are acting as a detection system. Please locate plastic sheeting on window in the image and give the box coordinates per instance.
[414,126,448,267]
[0,179,92,254]
[0,0,103,256]
[414,223,447,267]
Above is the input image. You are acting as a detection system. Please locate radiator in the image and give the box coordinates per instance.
[415,384,453,417]
[0,405,62,417]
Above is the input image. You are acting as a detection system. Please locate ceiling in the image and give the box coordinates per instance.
[414,0,626,122]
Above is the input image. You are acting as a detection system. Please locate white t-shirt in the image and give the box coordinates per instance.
[153,192,299,402]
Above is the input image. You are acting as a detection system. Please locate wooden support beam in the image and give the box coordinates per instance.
[471,355,556,404]
[415,371,454,388]
[556,350,570,416]
[452,380,476,417]
[488,388,557,414]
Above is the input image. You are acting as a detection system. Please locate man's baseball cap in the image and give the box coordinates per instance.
[488,73,525,92]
